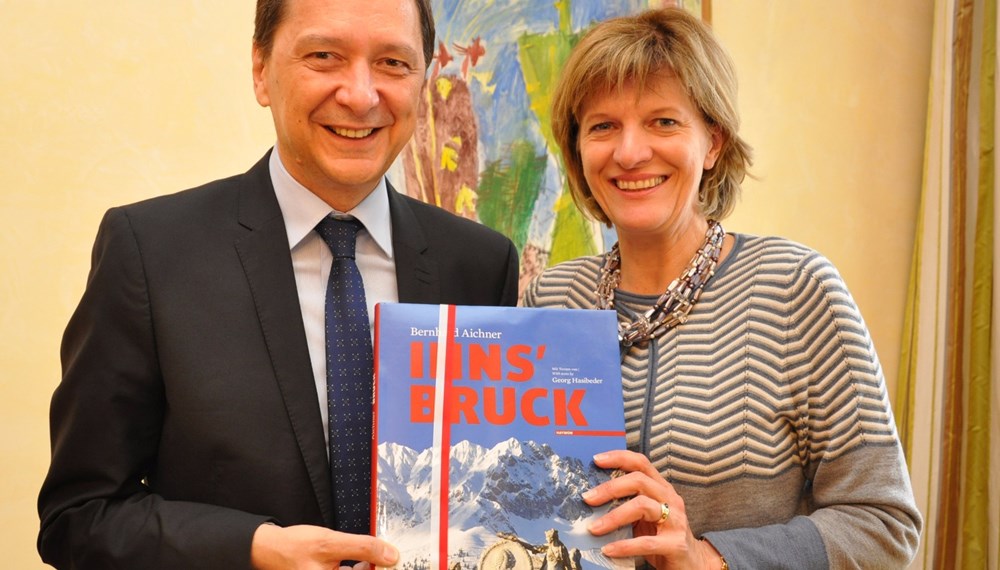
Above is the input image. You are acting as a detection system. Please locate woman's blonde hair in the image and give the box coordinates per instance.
[550,8,753,224]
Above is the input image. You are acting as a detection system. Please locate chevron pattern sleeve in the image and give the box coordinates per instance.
[773,247,922,568]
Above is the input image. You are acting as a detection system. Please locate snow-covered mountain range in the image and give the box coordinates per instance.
[375,438,631,569]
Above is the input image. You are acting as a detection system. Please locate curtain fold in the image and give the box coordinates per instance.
[896,0,998,568]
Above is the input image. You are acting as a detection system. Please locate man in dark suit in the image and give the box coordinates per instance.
[37,0,518,568]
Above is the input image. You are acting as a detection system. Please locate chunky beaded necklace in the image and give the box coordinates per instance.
[596,220,725,348]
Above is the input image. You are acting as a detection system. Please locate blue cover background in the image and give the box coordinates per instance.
[374,303,625,461]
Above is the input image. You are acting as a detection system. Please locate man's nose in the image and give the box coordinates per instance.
[334,62,380,115]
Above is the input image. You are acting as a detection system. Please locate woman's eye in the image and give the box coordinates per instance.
[656,118,678,127]
[588,122,612,132]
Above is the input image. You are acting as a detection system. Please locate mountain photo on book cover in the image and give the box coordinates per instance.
[373,303,633,570]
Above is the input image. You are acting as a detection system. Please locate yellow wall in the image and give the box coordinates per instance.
[715,0,933,401]
[0,2,931,568]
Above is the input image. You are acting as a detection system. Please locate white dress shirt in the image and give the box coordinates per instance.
[268,149,399,447]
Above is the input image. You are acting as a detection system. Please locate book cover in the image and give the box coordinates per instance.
[372,303,633,570]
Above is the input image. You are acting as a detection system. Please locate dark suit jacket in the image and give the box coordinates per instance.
[38,152,519,569]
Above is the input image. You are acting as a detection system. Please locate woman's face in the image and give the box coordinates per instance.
[578,72,722,241]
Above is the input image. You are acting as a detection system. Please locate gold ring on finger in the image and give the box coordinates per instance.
[658,502,670,524]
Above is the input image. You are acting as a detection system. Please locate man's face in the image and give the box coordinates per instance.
[252,0,426,210]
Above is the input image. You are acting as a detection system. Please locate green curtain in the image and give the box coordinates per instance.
[895,0,997,567]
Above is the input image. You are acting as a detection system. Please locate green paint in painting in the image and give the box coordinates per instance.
[555,0,572,35]
[549,186,596,266]
[518,27,598,264]
[517,30,579,159]
[478,139,547,253]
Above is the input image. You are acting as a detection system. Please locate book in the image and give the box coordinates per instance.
[372,303,633,570]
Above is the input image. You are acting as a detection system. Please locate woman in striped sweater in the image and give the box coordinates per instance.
[522,8,921,570]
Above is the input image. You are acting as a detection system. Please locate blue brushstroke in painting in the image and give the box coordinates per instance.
[430,0,643,250]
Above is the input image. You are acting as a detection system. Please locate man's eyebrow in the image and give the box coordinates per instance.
[294,33,421,60]
[295,33,338,48]
[380,42,421,60]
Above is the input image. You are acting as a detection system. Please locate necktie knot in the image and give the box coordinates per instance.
[316,217,364,259]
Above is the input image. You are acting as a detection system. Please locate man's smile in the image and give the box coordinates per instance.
[326,126,377,139]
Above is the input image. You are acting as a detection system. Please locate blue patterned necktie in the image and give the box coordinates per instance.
[315,216,373,535]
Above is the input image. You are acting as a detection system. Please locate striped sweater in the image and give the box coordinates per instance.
[522,233,921,569]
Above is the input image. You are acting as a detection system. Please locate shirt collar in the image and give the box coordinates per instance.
[268,148,394,258]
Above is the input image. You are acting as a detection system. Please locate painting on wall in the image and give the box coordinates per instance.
[393,0,710,292]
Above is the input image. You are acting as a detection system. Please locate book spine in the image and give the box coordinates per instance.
[370,303,382,536]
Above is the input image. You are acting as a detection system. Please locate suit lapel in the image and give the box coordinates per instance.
[388,183,440,303]
[233,153,334,526]
[231,171,434,527]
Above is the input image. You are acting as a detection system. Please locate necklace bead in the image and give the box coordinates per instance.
[595,221,725,348]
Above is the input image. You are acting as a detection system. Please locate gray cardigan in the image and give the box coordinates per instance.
[522,233,922,569]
